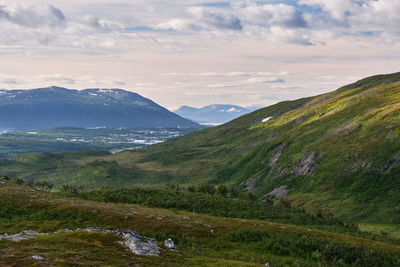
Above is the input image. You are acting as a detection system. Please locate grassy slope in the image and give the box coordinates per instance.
[1,180,400,266]
[1,73,400,226]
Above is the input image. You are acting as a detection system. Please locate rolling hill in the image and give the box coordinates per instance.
[1,72,400,228]
[0,86,197,130]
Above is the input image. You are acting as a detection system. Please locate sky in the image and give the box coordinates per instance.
[0,0,399,110]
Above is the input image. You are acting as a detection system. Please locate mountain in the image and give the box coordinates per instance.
[0,86,197,130]
[174,104,254,125]
[2,73,400,228]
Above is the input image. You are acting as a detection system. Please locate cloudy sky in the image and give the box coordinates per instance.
[0,0,399,109]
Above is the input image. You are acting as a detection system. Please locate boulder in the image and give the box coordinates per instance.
[121,231,159,256]
[164,238,175,249]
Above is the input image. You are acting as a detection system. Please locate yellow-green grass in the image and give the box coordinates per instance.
[359,224,400,241]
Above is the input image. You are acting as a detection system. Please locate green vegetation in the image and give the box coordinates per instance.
[77,187,344,227]
[0,127,202,158]
[1,73,400,235]
[1,180,400,266]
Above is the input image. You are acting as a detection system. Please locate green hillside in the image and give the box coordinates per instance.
[1,179,400,266]
[1,73,400,227]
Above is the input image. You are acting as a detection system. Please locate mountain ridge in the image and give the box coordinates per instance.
[0,86,198,130]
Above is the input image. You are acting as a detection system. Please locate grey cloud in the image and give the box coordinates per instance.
[188,7,242,30]
[0,3,65,28]
[236,3,308,29]
[79,16,120,31]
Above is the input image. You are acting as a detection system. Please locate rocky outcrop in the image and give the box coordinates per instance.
[0,233,36,242]
[244,176,259,191]
[383,154,400,173]
[0,227,162,257]
[121,231,159,256]
[293,152,320,176]
[269,145,285,166]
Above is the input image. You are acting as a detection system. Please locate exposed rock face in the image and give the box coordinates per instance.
[244,176,259,191]
[269,145,285,166]
[266,186,289,199]
[383,154,400,173]
[293,152,320,175]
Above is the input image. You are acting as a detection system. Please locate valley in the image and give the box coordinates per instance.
[1,73,400,265]
[0,127,203,158]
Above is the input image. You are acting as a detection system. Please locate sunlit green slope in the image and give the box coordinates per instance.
[2,72,400,224]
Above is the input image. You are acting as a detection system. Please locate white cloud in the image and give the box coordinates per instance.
[155,19,196,31]
[0,1,65,28]
[235,2,308,28]
[299,0,354,24]
[187,6,242,30]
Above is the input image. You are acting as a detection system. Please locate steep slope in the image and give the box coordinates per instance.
[174,104,254,124]
[138,72,400,223]
[1,73,400,225]
[0,86,197,130]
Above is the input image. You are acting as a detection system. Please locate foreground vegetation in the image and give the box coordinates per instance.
[1,179,400,266]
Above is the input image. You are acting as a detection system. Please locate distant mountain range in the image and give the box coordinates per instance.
[0,86,198,130]
[174,104,256,125]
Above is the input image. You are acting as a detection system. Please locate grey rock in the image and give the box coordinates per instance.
[266,186,289,199]
[164,238,175,249]
[383,153,400,173]
[244,176,259,191]
[0,233,35,242]
[293,152,320,175]
[54,229,74,233]
[32,255,44,260]
[23,230,48,236]
[121,231,159,256]
[3,227,160,257]
[269,145,285,166]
